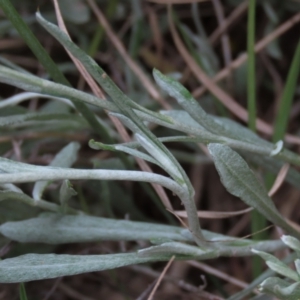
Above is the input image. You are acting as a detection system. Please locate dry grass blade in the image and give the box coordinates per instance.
[211,0,232,69]
[286,219,300,233]
[147,6,163,57]
[53,0,173,211]
[167,209,189,228]
[174,207,253,219]
[209,1,248,46]
[147,256,175,300]
[194,11,300,99]
[86,0,171,110]
[52,0,105,99]
[0,38,24,50]
[136,279,158,300]
[168,6,300,145]
[268,163,290,197]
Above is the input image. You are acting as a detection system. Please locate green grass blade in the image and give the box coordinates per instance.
[273,38,300,142]
[88,0,118,57]
[19,283,28,300]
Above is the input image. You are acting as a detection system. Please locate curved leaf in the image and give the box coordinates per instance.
[0,252,167,283]
[208,143,300,239]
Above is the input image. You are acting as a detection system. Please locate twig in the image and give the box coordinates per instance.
[209,1,248,45]
[147,256,175,300]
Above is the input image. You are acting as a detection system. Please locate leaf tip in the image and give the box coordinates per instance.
[270,140,284,156]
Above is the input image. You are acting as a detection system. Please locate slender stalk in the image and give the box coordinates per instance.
[0,169,182,194]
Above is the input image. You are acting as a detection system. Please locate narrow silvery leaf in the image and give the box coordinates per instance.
[208,143,300,239]
[115,145,160,166]
[59,180,77,210]
[212,116,271,147]
[252,249,299,281]
[153,69,231,138]
[0,66,116,112]
[137,242,216,259]
[0,213,192,244]
[266,261,300,282]
[32,142,80,200]
[135,133,184,182]
[259,277,300,300]
[160,110,206,131]
[0,252,168,283]
[111,113,184,182]
[270,140,284,156]
[35,13,194,196]
[295,259,300,276]
[0,191,35,206]
[88,140,116,152]
[0,183,23,193]
[89,138,159,166]
[0,112,81,127]
[0,191,65,212]
[0,92,74,110]
[281,235,300,252]
[0,157,55,173]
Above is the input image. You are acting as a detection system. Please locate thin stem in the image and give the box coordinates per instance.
[0,169,182,195]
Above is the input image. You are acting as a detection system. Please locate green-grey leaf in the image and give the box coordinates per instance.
[212,116,271,148]
[0,213,193,244]
[153,69,231,138]
[208,143,300,239]
[137,241,216,259]
[0,190,67,213]
[281,235,300,252]
[35,12,194,195]
[295,259,300,276]
[0,252,168,283]
[0,66,116,112]
[0,112,81,127]
[259,277,300,300]
[59,180,77,210]
[266,261,300,282]
[32,142,80,200]
[89,139,160,166]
